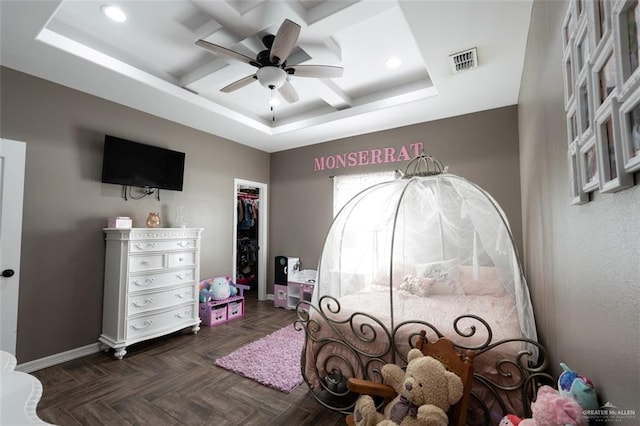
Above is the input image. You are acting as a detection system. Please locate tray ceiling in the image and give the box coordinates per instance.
[0,0,533,152]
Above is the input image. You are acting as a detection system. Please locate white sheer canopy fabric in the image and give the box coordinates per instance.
[315,173,538,344]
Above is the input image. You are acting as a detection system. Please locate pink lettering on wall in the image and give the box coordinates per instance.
[371,149,382,164]
[313,142,424,171]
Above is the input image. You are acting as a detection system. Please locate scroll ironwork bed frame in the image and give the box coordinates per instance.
[295,296,553,426]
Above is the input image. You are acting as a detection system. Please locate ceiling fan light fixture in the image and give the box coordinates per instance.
[101,5,127,22]
[256,66,287,89]
[268,89,280,106]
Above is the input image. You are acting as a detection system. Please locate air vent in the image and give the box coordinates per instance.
[449,48,478,73]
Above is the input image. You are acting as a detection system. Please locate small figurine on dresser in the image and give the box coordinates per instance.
[146,212,161,228]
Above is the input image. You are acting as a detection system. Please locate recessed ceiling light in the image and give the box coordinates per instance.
[101,5,127,22]
[385,56,403,69]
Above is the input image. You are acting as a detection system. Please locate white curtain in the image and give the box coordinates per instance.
[332,171,397,217]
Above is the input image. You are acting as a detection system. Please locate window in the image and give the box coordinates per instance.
[332,171,397,217]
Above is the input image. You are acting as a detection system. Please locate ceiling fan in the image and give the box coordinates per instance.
[195,19,343,104]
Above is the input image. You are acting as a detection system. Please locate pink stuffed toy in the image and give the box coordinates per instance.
[511,385,587,426]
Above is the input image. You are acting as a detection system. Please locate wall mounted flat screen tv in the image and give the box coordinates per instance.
[101,135,185,191]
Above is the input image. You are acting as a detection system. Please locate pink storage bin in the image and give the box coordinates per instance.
[199,290,245,326]
[227,300,244,320]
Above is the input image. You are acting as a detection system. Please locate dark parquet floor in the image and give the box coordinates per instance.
[33,291,344,426]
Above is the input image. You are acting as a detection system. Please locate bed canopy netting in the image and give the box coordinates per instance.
[296,154,550,424]
[316,154,537,342]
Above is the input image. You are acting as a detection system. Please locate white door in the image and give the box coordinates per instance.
[233,179,268,301]
[0,139,26,356]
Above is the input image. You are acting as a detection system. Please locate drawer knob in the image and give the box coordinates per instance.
[132,298,153,308]
[130,320,153,330]
[140,260,149,266]
[178,257,184,262]
[175,310,192,319]
[132,278,155,287]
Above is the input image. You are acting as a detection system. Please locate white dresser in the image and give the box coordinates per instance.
[100,228,203,359]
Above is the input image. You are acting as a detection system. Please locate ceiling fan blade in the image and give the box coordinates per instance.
[221,74,257,93]
[278,80,299,103]
[196,39,259,67]
[270,19,301,65]
[286,65,343,78]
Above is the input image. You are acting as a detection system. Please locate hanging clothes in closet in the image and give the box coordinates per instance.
[236,190,259,288]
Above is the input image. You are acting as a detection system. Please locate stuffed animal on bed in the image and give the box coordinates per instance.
[500,385,587,426]
[398,276,434,297]
[353,348,463,426]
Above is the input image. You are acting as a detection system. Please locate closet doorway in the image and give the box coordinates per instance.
[233,179,268,301]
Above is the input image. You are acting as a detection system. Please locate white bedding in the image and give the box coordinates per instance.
[338,285,520,339]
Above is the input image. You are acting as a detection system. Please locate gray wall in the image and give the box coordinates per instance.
[519,0,639,415]
[0,67,270,363]
[269,106,523,294]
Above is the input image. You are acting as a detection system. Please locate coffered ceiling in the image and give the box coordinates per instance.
[0,1,533,152]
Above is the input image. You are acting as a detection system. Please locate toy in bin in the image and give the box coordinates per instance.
[199,276,237,301]
[199,276,248,327]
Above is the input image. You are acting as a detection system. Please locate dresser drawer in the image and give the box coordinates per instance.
[167,251,196,268]
[127,285,195,315]
[128,268,195,292]
[130,239,197,253]
[126,304,196,340]
[129,254,164,272]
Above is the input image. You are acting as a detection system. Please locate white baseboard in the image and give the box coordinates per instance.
[16,296,279,373]
[16,343,102,373]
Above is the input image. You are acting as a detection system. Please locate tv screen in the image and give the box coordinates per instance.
[101,135,185,191]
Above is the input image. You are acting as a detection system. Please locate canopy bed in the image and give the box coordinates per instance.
[295,154,552,425]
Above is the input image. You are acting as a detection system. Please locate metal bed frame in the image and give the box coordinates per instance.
[295,296,553,425]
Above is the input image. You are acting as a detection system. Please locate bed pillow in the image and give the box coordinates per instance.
[459,266,507,297]
[414,258,464,296]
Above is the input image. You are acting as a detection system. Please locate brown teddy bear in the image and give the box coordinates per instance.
[353,348,464,426]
